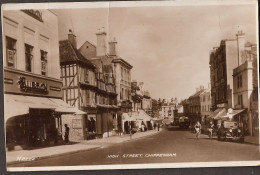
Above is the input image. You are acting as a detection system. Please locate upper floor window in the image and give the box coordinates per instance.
[238,94,243,106]
[40,50,47,76]
[237,75,242,88]
[25,44,33,72]
[85,69,89,83]
[6,36,17,68]
[121,67,123,79]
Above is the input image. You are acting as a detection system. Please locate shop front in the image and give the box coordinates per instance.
[95,105,120,138]
[4,69,84,151]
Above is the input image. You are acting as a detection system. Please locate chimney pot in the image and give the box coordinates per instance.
[68,30,77,48]
[96,28,107,56]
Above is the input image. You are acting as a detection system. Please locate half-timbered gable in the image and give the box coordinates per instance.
[59,40,96,110]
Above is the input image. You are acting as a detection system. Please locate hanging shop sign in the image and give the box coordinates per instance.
[17,76,48,94]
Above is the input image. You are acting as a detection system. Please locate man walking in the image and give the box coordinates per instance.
[64,124,70,144]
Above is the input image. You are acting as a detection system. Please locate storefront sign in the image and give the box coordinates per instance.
[4,68,62,98]
[17,76,48,94]
[72,119,82,129]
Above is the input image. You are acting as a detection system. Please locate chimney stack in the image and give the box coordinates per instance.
[68,29,77,48]
[96,27,107,56]
[108,37,117,56]
[236,30,245,65]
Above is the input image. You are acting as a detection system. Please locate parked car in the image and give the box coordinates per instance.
[179,116,190,129]
[217,121,244,143]
[171,117,179,126]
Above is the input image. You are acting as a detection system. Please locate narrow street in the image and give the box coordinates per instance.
[10,127,259,167]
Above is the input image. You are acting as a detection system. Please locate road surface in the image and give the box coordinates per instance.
[9,126,259,167]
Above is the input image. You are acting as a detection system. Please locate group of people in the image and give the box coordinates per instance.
[193,121,214,139]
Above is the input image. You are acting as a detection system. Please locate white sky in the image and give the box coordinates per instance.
[53,3,257,101]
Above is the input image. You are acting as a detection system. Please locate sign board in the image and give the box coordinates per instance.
[72,119,82,129]
[4,68,62,98]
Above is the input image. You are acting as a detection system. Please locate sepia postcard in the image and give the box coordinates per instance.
[1,0,259,172]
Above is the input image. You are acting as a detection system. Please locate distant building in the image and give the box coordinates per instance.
[199,85,212,124]
[233,43,258,136]
[142,90,152,113]
[188,86,205,123]
[159,99,178,119]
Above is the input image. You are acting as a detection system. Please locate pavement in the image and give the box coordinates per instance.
[7,126,259,167]
[6,129,161,166]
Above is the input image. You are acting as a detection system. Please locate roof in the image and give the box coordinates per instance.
[189,89,205,98]
[59,40,95,68]
[89,58,102,72]
[79,40,96,49]
[112,58,133,69]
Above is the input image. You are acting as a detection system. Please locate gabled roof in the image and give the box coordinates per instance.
[79,40,96,49]
[59,40,95,68]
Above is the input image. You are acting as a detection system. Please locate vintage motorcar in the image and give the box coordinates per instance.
[171,117,179,126]
[217,121,244,142]
[178,116,190,129]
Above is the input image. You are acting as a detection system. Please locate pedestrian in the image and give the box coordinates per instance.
[64,124,70,144]
[208,121,214,139]
[154,122,157,130]
[158,123,160,131]
[141,121,145,132]
[150,120,154,130]
[194,121,201,139]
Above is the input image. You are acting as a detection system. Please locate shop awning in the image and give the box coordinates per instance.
[208,108,227,120]
[4,94,86,122]
[122,113,136,121]
[131,110,153,121]
[230,109,246,116]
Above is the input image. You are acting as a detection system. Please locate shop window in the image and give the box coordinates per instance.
[25,44,33,72]
[40,50,47,76]
[6,36,17,68]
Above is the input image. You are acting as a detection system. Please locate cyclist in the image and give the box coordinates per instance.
[194,121,201,139]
